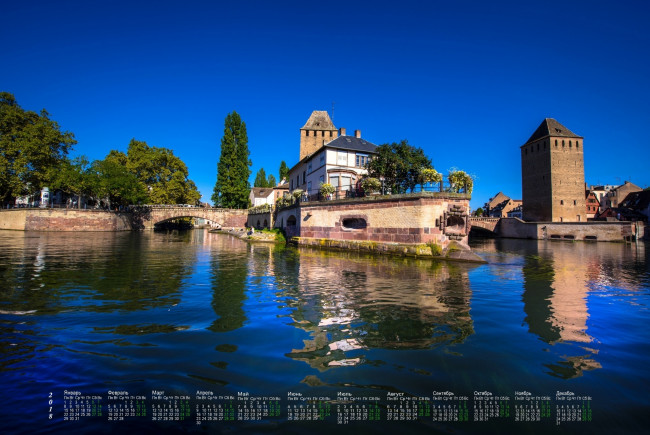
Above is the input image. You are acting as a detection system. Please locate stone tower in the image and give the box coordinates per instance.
[521,118,586,222]
[299,111,338,160]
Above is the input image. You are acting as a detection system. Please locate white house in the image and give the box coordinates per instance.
[287,111,378,198]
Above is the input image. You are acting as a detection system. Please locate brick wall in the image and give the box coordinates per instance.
[1,209,133,231]
[275,193,471,249]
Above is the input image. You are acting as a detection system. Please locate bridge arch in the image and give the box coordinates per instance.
[135,206,248,230]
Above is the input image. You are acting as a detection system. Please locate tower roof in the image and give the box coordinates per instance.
[301,110,336,130]
[524,118,582,144]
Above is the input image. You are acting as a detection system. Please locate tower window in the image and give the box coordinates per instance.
[574,200,577,205]
[569,140,572,147]
[555,140,558,147]
[329,131,333,137]
[306,131,309,137]
[561,200,564,205]
[562,140,565,147]
[576,141,580,148]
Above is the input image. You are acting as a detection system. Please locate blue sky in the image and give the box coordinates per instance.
[2,0,649,208]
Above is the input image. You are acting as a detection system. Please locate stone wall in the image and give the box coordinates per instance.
[138,207,248,229]
[247,211,272,229]
[499,217,640,241]
[0,209,133,231]
[275,193,471,249]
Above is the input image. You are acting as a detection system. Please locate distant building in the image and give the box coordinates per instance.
[589,184,615,212]
[288,111,378,197]
[521,118,586,222]
[618,190,650,222]
[601,181,642,210]
[507,205,523,219]
[484,192,522,218]
[249,183,288,207]
[585,191,600,219]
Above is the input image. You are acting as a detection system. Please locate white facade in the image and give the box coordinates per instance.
[289,147,373,197]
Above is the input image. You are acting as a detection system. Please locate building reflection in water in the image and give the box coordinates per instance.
[273,248,475,371]
[514,239,645,379]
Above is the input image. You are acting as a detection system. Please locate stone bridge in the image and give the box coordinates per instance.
[133,206,248,230]
[469,217,501,234]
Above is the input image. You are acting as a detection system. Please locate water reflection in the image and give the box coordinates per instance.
[275,248,475,370]
[208,235,249,332]
[475,239,648,379]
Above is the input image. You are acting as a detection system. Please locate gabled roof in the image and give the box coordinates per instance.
[487,192,510,209]
[325,135,377,154]
[524,118,582,145]
[619,190,650,211]
[250,187,274,198]
[301,111,336,130]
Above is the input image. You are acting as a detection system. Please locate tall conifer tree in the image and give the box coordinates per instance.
[212,112,251,208]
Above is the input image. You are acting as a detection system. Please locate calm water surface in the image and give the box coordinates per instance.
[0,230,648,434]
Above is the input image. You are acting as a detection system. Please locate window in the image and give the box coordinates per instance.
[302,171,306,184]
[555,140,558,147]
[305,131,309,137]
[356,154,368,167]
[562,140,565,147]
[561,200,564,205]
[319,175,324,184]
[308,162,312,173]
[576,141,580,148]
[307,181,312,193]
[337,151,347,166]
[569,140,572,147]
[330,176,339,187]
[329,131,333,137]
[574,200,577,205]
[320,152,325,165]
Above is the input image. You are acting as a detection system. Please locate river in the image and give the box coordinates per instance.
[0,230,648,434]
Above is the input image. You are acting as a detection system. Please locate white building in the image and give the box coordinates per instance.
[287,111,378,198]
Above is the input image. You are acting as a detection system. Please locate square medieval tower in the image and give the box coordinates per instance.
[521,118,586,222]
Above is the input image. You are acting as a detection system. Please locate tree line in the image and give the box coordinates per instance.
[1,92,200,207]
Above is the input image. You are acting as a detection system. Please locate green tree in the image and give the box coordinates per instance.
[0,92,76,204]
[474,207,484,217]
[366,140,433,194]
[267,174,277,187]
[254,167,269,187]
[125,139,200,204]
[90,158,147,206]
[279,160,289,183]
[48,156,93,208]
[212,111,251,208]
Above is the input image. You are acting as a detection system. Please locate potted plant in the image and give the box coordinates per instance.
[360,177,381,195]
[448,169,474,194]
[319,183,335,199]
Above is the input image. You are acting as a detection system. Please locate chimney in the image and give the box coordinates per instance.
[339,127,346,136]
[354,130,361,138]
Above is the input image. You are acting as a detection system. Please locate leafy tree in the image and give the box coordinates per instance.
[125,139,200,204]
[474,207,484,217]
[254,168,269,187]
[90,158,147,206]
[212,111,251,208]
[0,92,76,204]
[279,160,289,183]
[267,174,277,187]
[366,140,433,194]
[48,156,93,208]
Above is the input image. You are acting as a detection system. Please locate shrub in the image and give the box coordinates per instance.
[427,241,443,256]
[360,177,381,192]
[319,183,335,196]
[292,189,304,199]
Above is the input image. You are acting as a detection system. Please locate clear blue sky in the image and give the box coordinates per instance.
[2,0,649,208]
